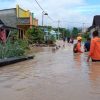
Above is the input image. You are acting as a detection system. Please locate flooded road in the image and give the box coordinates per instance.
[0,43,100,100]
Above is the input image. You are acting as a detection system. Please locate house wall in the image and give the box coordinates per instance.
[30,13,33,28]
[16,5,31,38]
[16,5,30,18]
[33,18,38,26]
[17,18,30,25]
[90,27,100,38]
[90,28,95,38]
[0,5,38,39]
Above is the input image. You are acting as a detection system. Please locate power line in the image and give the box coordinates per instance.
[34,0,44,11]
[60,20,91,24]
[34,0,91,27]
[47,15,55,22]
[32,3,40,11]
[34,0,54,22]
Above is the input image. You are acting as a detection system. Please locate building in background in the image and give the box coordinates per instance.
[0,5,38,40]
[33,18,38,27]
[88,15,100,37]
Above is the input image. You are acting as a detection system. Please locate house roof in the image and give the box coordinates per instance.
[0,19,4,28]
[88,26,94,31]
[0,8,17,28]
[0,19,17,29]
[88,15,100,31]
[0,19,4,25]
[92,15,100,26]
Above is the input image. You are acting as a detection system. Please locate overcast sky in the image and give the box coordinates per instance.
[0,0,100,28]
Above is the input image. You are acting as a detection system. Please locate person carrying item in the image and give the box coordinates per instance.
[87,30,100,62]
[73,37,83,53]
[84,37,91,52]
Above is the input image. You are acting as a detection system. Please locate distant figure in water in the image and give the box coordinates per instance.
[67,37,70,43]
[63,37,66,47]
[70,37,74,44]
[84,38,91,52]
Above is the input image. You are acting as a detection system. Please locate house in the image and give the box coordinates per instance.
[0,5,38,39]
[88,15,100,37]
[44,29,60,41]
[0,19,17,42]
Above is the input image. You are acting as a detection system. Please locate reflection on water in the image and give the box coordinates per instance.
[73,51,100,95]
[89,63,100,81]
[73,53,82,69]
[0,45,100,100]
[88,63,100,89]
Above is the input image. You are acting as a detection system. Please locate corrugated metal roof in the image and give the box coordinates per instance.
[0,8,17,28]
[0,19,4,25]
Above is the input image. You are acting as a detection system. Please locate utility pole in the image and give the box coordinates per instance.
[58,20,60,40]
[82,23,85,33]
[42,11,48,27]
[42,11,44,26]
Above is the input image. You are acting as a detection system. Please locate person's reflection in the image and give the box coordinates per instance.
[89,63,100,81]
[73,53,82,70]
[88,63,100,87]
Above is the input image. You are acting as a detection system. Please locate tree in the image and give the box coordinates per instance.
[53,27,71,39]
[64,29,71,38]
[82,32,90,42]
[26,27,44,44]
[72,27,80,37]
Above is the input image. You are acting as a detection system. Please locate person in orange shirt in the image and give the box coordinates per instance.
[73,38,83,53]
[77,39,83,53]
[87,30,100,62]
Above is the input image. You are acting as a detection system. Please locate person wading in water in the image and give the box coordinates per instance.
[73,37,83,53]
[87,30,100,62]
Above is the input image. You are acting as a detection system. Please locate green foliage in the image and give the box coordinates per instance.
[0,39,29,59]
[82,32,90,42]
[49,35,56,44]
[82,32,90,38]
[72,27,80,37]
[64,29,71,37]
[44,32,56,44]
[53,27,71,39]
[44,26,52,32]
[26,27,44,44]
[7,30,18,41]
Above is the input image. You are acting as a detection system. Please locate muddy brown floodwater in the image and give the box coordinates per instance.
[0,44,100,100]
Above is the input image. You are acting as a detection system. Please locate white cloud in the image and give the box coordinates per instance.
[0,0,97,28]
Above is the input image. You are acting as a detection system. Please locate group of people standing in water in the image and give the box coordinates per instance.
[73,30,100,62]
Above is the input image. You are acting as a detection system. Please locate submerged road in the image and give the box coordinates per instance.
[0,43,100,100]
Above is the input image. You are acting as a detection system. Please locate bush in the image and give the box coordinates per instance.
[26,27,44,44]
[45,34,56,45]
[0,39,29,59]
[82,32,90,42]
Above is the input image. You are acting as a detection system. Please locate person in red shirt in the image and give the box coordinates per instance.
[87,30,100,62]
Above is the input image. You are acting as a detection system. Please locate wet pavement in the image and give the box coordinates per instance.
[0,42,100,100]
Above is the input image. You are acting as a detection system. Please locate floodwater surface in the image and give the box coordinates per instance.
[0,44,100,100]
